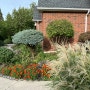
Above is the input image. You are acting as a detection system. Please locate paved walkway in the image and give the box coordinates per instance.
[0,77,52,90]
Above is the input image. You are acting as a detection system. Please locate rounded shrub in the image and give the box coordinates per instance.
[12,29,44,45]
[0,47,14,64]
[12,29,44,59]
[78,31,90,42]
[46,19,74,43]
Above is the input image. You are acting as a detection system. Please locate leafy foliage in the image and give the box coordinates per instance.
[12,29,44,45]
[0,21,7,40]
[33,52,58,63]
[12,44,32,65]
[78,31,90,42]
[46,19,74,43]
[0,47,14,64]
[5,5,35,34]
[0,3,35,42]
[4,36,12,44]
[0,9,3,21]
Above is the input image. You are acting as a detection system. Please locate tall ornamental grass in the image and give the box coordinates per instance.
[49,42,90,90]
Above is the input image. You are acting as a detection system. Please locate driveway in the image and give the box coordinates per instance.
[0,77,53,90]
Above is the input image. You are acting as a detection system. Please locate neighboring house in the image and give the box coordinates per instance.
[33,0,90,51]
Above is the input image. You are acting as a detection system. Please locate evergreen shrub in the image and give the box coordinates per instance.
[12,29,44,59]
[46,19,74,43]
[12,29,43,45]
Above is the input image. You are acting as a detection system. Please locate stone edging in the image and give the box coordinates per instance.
[0,74,24,81]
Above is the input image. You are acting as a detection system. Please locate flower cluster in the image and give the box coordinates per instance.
[23,64,51,80]
[0,63,51,80]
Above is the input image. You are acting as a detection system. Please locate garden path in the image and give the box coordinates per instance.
[0,77,52,90]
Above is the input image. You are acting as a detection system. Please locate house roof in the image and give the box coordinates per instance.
[33,6,42,21]
[33,0,90,21]
[38,0,90,9]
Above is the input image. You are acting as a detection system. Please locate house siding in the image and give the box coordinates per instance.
[36,12,90,51]
[39,12,90,40]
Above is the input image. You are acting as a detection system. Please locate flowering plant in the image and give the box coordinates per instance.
[0,63,51,80]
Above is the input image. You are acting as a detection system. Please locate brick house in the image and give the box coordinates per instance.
[33,0,90,51]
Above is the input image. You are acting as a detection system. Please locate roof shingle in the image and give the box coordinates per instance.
[33,6,42,21]
[38,0,90,8]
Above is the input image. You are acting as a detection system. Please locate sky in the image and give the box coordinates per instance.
[0,0,38,19]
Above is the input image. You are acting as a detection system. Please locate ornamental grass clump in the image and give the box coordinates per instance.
[49,42,90,90]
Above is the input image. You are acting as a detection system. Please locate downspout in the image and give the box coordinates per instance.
[37,21,40,30]
[85,10,90,32]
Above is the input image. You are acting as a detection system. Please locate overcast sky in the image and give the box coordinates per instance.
[0,0,38,19]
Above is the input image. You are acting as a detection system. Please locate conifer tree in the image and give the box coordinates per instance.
[0,9,3,21]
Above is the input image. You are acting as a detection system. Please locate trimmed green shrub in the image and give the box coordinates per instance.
[12,29,44,58]
[12,29,43,45]
[0,47,14,64]
[78,31,90,42]
[46,19,74,43]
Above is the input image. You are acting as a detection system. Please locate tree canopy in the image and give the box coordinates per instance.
[0,9,3,21]
[6,7,34,34]
[0,3,36,41]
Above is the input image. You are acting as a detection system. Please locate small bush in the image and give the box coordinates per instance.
[33,52,58,63]
[78,31,90,42]
[12,29,44,58]
[12,44,32,65]
[0,47,14,64]
[46,19,74,43]
[10,55,21,64]
[4,37,12,44]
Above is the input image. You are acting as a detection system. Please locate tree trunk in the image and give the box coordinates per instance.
[30,47,35,59]
[27,44,35,59]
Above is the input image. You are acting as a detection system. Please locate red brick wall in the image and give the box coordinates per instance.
[36,12,90,50]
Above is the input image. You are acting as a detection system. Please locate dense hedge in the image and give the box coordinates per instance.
[46,19,74,38]
[78,31,90,42]
[0,47,14,64]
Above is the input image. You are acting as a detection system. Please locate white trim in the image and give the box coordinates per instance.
[32,19,42,22]
[37,7,90,11]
